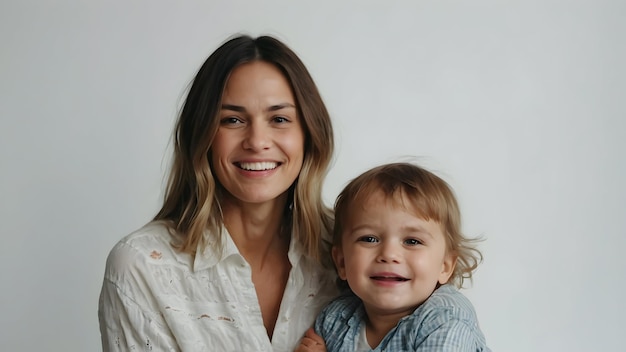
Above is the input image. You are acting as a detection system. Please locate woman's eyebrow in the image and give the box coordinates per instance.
[267,103,296,111]
[220,103,296,113]
[221,104,246,112]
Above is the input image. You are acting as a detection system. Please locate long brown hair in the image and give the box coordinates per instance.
[155,35,334,262]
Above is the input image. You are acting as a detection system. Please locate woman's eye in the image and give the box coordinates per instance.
[272,116,289,123]
[357,236,378,243]
[404,238,422,246]
[221,117,243,125]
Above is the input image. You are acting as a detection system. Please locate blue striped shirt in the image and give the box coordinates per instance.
[315,284,491,351]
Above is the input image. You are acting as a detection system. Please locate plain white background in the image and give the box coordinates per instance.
[1,1,624,351]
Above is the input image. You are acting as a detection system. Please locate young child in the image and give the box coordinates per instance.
[297,162,490,351]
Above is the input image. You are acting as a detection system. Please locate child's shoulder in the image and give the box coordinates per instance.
[325,291,362,311]
[317,291,363,323]
[426,285,475,307]
[416,284,479,323]
[315,292,365,336]
[404,285,489,349]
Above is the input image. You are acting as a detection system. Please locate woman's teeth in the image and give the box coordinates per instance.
[238,161,278,171]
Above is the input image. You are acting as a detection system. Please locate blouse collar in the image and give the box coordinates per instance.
[192,226,304,272]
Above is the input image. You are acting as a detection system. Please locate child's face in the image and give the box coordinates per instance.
[332,190,456,319]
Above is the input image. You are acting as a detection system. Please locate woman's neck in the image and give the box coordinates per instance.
[221,193,290,266]
[220,193,292,339]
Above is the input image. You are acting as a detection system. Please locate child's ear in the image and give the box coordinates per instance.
[438,253,457,285]
[331,246,347,280]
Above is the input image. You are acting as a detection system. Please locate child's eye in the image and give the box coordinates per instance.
[404,238,423,246]
[357,236,378,243]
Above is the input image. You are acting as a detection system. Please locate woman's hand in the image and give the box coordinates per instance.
[295,327,327,352]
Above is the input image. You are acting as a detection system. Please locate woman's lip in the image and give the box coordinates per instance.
[234,161,281,171]
[235,158,280,163]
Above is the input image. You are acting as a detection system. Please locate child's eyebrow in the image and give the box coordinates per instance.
[348,224,375,233]
[401,225,433,238]
[347,224,434,238]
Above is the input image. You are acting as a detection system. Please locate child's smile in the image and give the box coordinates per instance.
[369,271,410,288]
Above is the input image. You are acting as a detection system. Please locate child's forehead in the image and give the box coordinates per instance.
[344,190,447,235]
[360,189,423,214]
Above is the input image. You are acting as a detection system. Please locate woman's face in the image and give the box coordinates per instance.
[211,61,305,207]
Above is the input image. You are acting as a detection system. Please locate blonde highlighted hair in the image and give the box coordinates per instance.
[155,35,334,262]
[333,162,483,288]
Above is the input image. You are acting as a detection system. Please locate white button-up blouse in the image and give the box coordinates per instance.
[98,222,338,351]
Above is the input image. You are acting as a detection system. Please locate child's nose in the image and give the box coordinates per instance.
[376,242,401,264]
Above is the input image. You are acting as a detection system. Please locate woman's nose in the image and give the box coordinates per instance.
[242,122,271,151]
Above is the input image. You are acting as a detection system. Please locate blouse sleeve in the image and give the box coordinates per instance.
[98,242,179,352]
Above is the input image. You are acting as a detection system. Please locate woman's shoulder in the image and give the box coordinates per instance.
[103,221,190,282]
[107,222,172,259]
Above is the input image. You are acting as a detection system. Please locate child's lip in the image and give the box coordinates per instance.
[370,272,409,281]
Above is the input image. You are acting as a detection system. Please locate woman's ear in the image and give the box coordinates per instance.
[331,246,347,280]
[438,253,457,285]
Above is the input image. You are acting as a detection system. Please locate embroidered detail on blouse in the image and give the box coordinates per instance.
[150,250,162,259]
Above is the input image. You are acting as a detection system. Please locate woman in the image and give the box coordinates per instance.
[98,35,338,351]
